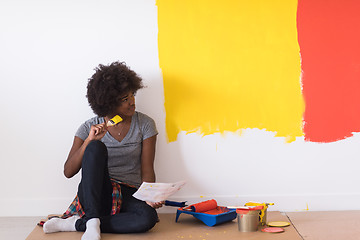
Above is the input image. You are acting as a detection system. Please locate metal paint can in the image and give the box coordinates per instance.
[244,202,274,226]
[237,210,260,232]
[261,208,268,226]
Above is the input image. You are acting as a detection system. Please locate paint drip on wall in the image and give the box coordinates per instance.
[157,0,304,142]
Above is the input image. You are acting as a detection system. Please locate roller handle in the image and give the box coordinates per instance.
[165,200,187,207]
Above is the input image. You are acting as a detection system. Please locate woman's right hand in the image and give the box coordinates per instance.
[88,122,108,141]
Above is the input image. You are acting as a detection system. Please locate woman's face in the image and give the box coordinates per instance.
[115,91,136,118]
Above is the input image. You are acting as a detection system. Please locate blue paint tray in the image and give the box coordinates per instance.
[175,206,237,227]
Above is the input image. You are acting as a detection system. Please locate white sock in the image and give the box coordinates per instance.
[43,215,80,233]
[81,218,101,240]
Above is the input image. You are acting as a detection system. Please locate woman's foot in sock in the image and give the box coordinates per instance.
[81,218,101,240]
[43,215,80,233]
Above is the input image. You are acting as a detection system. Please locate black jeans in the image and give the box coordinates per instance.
[75,140,158,233]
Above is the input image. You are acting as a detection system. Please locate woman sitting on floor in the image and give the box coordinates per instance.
[43,61,163,240]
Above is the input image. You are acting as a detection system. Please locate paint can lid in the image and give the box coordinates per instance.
[261,227,284,233]
[267,221,291,227]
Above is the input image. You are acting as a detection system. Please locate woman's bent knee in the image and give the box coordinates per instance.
[86,140,107,155]
[137,207,158,232]
[83,140,108,166]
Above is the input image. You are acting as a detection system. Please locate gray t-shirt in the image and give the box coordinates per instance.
[75,111,158,188]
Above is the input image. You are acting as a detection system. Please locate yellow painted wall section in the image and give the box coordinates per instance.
[157,0,304,142]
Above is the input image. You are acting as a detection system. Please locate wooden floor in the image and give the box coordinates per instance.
[2,211,360,240]
[0,216,42,240]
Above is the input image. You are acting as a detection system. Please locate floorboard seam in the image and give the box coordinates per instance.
[285,212,305,240]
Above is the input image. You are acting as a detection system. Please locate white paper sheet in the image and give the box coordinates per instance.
[132,181,186,202]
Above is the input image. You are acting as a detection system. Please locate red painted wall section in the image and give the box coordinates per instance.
[298,0,360,142]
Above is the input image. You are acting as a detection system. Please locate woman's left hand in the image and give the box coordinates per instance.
[146,201,165,209]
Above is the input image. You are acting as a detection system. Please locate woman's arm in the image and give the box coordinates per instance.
[141,135,157,183]
[63,136,89,178]
[141,135,164,208]
[64,123,108,178]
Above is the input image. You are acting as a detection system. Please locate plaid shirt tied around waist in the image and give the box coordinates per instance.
[61,179,135,219]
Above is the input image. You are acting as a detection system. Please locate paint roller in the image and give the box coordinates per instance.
[182,199,218,213]
[165,199,219,212]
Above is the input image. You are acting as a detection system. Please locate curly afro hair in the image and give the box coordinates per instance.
[86,61,144,117]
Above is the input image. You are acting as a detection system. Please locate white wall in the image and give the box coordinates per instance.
[1,0,360,216]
